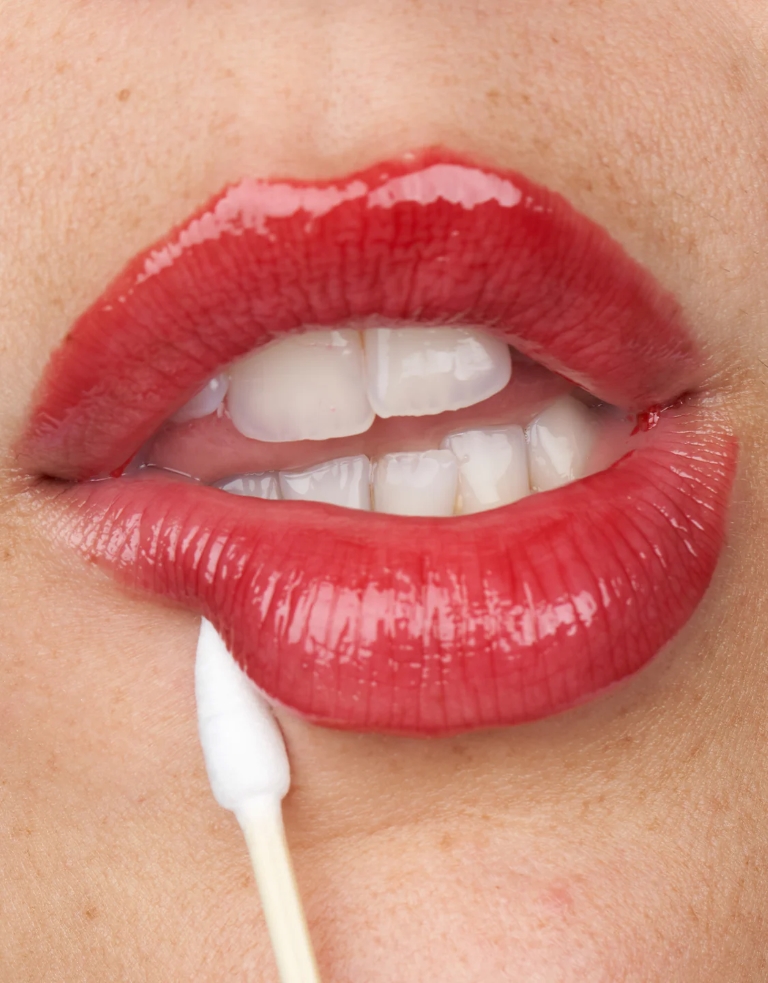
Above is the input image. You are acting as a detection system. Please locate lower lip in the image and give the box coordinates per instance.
[58,405,735,735]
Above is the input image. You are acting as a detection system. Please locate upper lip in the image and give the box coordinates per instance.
[23,148,697,482]
[21,148,735,736]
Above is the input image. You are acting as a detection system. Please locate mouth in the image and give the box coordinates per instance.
[22,149,736,736]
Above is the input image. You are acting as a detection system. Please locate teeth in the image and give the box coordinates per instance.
[195,327,605,513]
[225,325,512,441]
[279,455,371,510]
[227,329,375,442]
[172,373,229,423]
[214,472,281,499]
[372,450,458,516]
[362,327,511,418]
[441,426,529,514]
[527,396,597,491]
[211,398,603,514]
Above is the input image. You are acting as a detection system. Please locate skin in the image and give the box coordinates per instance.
[1,0,768,979]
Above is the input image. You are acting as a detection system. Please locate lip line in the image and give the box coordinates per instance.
[20,147,699,483]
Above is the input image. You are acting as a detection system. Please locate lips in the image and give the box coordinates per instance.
[22,149,736,735]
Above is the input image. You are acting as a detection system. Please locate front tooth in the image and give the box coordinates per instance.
[442,426,529,514]
[527,396,597,491]
[363,326,511,418]
[227,329,375,442]
[279,455,371,510]
[373,449,458,516]
[172,373,229,423]
[214,472,281,499]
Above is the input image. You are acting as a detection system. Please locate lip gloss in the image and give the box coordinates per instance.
[24,151,736,734]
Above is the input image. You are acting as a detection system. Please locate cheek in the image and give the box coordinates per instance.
[291,821,669,980]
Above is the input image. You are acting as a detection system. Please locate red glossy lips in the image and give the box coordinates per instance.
[24,150,736,734]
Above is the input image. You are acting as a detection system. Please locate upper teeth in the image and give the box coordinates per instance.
[175,325,513,443]
[226,329,375,442]
[208,396,597,516]
[172,373,229,423]
[362,326,511,419]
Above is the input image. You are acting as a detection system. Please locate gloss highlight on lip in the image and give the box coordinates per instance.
[23,150,736,735]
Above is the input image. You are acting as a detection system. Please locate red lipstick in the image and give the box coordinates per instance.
[23,150,736,735]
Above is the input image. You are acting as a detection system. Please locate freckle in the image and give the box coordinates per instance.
[84,907,98,921]
[117,88,131,103]
[486,87,501,105]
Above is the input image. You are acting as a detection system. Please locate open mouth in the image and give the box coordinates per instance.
[22,149,737,735]
[132,334,628,512]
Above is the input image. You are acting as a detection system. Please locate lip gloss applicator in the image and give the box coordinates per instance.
[195,618,322,983]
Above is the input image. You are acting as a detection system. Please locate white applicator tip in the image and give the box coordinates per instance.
[195,619,321,983]
[195,617,290,810]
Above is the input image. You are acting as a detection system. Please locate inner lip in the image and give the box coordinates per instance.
[18,148,736,736]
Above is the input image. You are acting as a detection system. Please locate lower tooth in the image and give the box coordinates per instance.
[527,395,597,491]
[207,395,599,513]
[214,473,281,499]
[442,425,529,514]
[278,455,371,510]
[372,449,458,516]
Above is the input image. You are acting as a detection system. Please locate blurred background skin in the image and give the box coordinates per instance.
[1,1,768,979]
